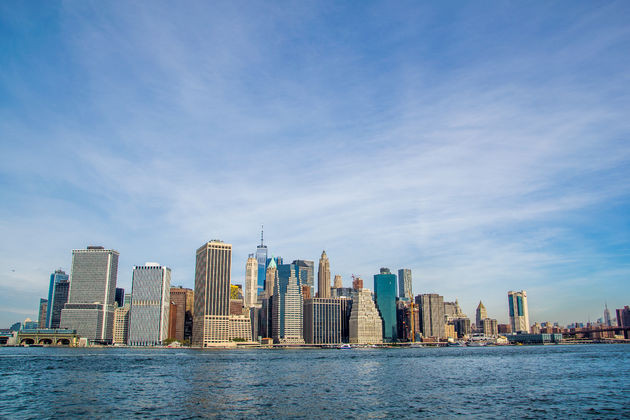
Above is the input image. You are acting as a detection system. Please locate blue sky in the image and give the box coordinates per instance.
[1,1,629,327]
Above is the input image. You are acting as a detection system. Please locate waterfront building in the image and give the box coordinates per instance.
[397,299,420,341]
[508,290,530,333]
[112,305,130,345]
[168,286,194,343]
[272,264,304,343]
[498,323,512,334]
[349,288,383,344]
[452,317,471,339]
[482,318,498,337]
[292,259,314,298]
[264,257,277,298]
[128,263,171,346]
[259,297,273,339]
[317,251,331,298]
[374,268,398,342]
[444,299,465,321]
[445,323,457,340]
[398,269,412,300]
[476,301,487,329]
[228,314,253,342]
[244,254,258,307]
[255,228,268,296]
[38,299,48,329]
[603,304,612,327]
[21,318,38,329]
[60,246,119,344]
[507,333,562,344]
[333,275,343,289]
[115,288,125,308]
[192,240,232,347]
[46,269,69,328]
[416,294,445,339]
[303,298,343,344]
[352,276,363,290]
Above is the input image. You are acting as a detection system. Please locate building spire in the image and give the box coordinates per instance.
[261,225,264,246]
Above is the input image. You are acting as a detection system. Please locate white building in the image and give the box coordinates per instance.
[244,254,258,308]
[508,290,530,333]
[128,263,171,346]
[349,289,383,344]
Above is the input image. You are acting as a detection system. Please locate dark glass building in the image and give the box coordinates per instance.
[46,269,70,328]
[115,288,125,308]
[373,267,398,342]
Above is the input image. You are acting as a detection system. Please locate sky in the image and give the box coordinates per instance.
[1,1,629,327]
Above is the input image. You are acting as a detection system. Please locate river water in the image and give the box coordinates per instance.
[1,344,628,418]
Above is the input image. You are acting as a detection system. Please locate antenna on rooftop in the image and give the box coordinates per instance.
[261,224,264,246]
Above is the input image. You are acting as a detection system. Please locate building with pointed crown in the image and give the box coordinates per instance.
[318,251,331,298]
[476,301,487,329]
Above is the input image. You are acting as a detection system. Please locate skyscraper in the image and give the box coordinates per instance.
[303,298,343,344]
[349,288,383,344]
[398,269,412,300]
[333,274,343,289]
[128,263,171,346]
[244,254,258,307]
[169,286,194,343]
[508,290,530,333]
[264,257,277,298]
[476,301,487,329]
[112,305,130,345]
[192,240,232,347]
[46,269,69,328]
[352,276,363,290]
[416,294,445,339]
[373,268,398,342]
[38,299,48,328]
[317,251,331,298]
[272,263,304,343]
[115,288,125,308]
[60,246,119,344]
[256,228,268,296]
[603,304,612,327]
[292,260,314,297]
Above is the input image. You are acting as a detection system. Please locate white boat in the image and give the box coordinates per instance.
[338,344,352,349]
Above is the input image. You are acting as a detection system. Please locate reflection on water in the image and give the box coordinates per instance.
[1,345,629,418]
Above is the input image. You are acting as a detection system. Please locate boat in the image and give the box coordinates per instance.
[448,341,466,347]
[338,344,352,349]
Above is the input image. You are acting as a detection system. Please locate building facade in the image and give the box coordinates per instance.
[476,301,487,329]
[38,299,48,329]
[398,269,412,300]
[317,251,331,298]
[169,286,194,343]
[244,254,258,307]
[333,275,343,289]
[192,240,232,347]
[272,264,304,343]
[292,259,314,298]
[256,229,268,296]
[264,257,277,298]
[508,290,530,333]
[60,246,119,344]
[128,263,171,346]
[417,294,446,339]
[112,305,130,345]
[46,269,69,328]
[482,318,498,337]
[373,268,398,342]
[349,289,383,344]
[303,298,343,344]
[115,288,125,308]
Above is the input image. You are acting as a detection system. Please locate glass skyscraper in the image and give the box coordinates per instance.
[397,268,412,300]
[508,290,530,333]
[46,269,70,328]
[256,228,268,296]
[373,267,398,342]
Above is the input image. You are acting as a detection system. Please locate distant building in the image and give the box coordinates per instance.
[482,318,498,337]
[617,306,630,339]
[272,263,304,344]
[452,317,471,339]
[112,305,130,345]
[264,257,278,298]
[498,323,512,334]
[123,294,132,307]
[128,263,171,346]
[333,275,343,289]
[332,287,353,299]
[256,228,268,296]
[352,276,363,291]
[603,304,611,327]
[115,288,125,308]
[60,246,119,344]
[476,301,487,330]
[192,240,232,347]
[317,251,331,298]
[303,298,343,344]
[38,299,48,329]
[397,300,420,341]
[301,285,312,300]
[508,291,530,333]
[293,260,315,298]
[444,300,465,321]
[373,268,398,342]
[349,289,383,344]
[398,269,412,300]
[244,254,258,307]
[46,269,69,328]
[416,294,445,339]
[169,286,194,343]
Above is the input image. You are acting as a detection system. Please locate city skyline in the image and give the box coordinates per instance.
[2,2,630,327]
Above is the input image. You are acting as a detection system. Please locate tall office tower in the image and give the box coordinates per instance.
[373,268,398,342]
[482,318,498,337]
[352,276,363,290]
[127,263,171,346]
[333,275,343,289]
[318,251,331,298]
[272,264,304,343]
[452,317,471,339]
[256,228,268,296]
[193,240,232,347]
[264,257,277,298]
[112,305,130,345]
[293,260,315,297]
[396,300,419,342]
[38,299,48,328]
[115,288,125,308]
[476,301,487,329]
[60,246,119,344]
[303,298,343,344]
[603,304,612,327]
[169,286,194,342]
[349,288,383,344]
[398,269,412,300]
[444,300,465,321]
[508,290,530,333]
[244,254,258,307]
[416,294,446,339]
[46,269,69,328]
